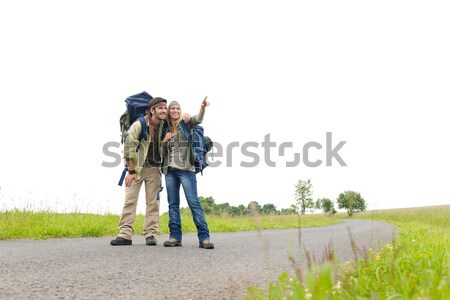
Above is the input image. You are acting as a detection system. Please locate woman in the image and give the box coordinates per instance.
[161,98,214,249]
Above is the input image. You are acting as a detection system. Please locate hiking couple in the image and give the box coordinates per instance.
[110,96,214,249]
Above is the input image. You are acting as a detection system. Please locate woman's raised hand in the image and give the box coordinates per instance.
[201,96,209,108]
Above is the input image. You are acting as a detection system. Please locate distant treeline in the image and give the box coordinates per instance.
[191,197,296,216]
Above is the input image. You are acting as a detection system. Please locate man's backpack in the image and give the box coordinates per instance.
[118,91,152,187]
[179,122,213,174]
[119,91,153,144]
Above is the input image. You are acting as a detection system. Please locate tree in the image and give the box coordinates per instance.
[280,206,296,215]
[337,191,367,216]
[199,196,215,214]
[294,179,314,214]
[229,206,243,216]
[237,204,249,216]
[215,202,231,215]
[316,198,336,215]
[262,203,278,215]
[247,201,262,215]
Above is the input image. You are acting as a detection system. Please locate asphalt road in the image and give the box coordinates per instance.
[0,220,396,300]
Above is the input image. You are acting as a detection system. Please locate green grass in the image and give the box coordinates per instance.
[163,211,342,233]
[0,209,119,240]
[0,209,340,240]
[247,205,450,299]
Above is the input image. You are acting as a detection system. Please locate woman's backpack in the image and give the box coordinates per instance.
[179,122,213,174]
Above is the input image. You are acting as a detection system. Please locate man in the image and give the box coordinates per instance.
[110,97,167,246]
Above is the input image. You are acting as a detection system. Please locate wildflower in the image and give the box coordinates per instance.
[304,288,313,299]
[346,261,351,265]
[385,243,392,250]
[375,254,381,261]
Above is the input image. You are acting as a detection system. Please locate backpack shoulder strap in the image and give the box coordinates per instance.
[179,121,192,141]
[161,121,169,138]
[137,116,147,141]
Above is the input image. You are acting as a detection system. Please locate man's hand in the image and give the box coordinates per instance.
[182,113,191,123]
[125,173,136,187]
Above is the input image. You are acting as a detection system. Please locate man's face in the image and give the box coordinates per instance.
[152,104,167,120]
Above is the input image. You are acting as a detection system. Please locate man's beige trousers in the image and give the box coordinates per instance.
[117,167,160,240]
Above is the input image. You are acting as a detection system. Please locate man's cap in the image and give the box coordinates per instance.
[149,97,167,108]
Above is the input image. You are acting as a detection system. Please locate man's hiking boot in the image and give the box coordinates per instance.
[199,240,214,249]
[145,236,157,246]
[163,238,182,247]
[110,237,132,246]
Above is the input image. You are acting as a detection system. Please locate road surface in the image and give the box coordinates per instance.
[0,220,395,299]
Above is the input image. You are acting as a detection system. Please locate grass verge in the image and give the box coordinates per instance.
[246,205,450,299]
[0,209,340,240]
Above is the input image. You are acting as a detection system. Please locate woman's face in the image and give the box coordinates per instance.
[169,105,181,120]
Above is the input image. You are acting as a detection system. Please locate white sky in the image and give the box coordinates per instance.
[1,1,449,215]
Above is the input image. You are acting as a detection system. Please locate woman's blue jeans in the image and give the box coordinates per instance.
[165,168,210,242]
